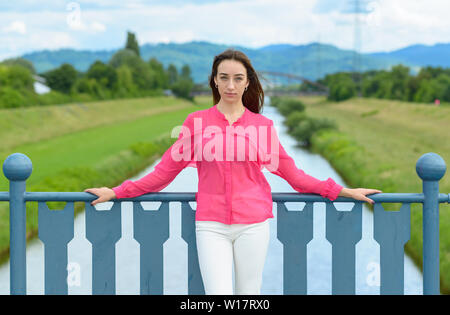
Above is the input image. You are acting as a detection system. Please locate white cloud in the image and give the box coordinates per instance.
[0,0,449,61]
[2,20,27,34]
[112,0,450,52]
[127,0,319,48]
[67,20,107,33]
[356,0,450,52]
[0,28,79,61]
[91,22,106,32]
[28,31,78,50]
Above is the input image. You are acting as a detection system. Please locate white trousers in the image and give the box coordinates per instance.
[195,219,270,295]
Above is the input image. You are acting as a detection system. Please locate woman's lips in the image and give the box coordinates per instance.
[225,93,236,96]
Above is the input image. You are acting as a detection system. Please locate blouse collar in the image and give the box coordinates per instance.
[212,104,248,125]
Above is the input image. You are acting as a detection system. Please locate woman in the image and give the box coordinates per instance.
[84,49,381,295]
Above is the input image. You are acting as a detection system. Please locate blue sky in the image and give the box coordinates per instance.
[0,0,449,61]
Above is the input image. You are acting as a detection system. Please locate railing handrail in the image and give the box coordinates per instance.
[0,191,449,204]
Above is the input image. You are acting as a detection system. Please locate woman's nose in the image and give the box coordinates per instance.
[227,82,235,90]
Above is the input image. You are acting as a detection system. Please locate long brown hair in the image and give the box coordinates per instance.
[209,49,264,114]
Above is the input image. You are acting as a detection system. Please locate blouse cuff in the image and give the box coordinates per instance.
[112,180,131,199]
[321,178,343,201]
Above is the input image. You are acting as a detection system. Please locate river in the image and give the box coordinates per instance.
[0,97,423,294]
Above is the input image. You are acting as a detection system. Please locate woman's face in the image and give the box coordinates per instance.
[214,59,249,104]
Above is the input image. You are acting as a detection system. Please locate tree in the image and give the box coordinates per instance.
[109,48,140,68]
[326,73,356,101]
[171,78,194,101]
[41,63,78,94]
[166,64,178,86]
[0,64,34,91]
[87,60,118,89]
[180,64,192,80]
[414,73,450,103]
[390,64,410,101]
[171,64,195,100]
[109,49,154,90]
[361,70,392,99]
[436,74,450,102]
[116,65,137,96]
[0,86,26,108]
[73,77,106,99]
[405,75,421,102]
[125,31,140,57]
[0,57,36,74]
[148,58,169,89]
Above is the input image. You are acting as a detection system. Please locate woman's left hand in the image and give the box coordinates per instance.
[339,187,382,205]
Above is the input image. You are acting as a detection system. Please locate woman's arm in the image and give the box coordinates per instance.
[263,120,382,203]
[265,147,344,201]
[112,113,197,199]
[263,120,343,201]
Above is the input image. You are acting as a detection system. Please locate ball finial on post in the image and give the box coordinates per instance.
[2,153,33,181]
[416,152,446,181]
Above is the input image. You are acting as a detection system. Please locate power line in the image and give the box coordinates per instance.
[347,0,371,97]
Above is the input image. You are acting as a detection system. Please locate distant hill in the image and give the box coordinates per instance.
[367,43,450,68]
[20,41,448,83]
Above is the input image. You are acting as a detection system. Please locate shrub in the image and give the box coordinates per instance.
[0,86,26,108]
[269,96,283,108]
[284,111,307,132]
[35,90,72,106]
[171,78,194,101]
[277,98,305,116]
[327,73,357,102]
[289,116,337,147]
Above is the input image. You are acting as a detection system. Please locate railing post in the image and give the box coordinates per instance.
[416,152,446,295]
[2,153,33,295]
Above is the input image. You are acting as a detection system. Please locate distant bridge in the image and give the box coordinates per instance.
[257,71,329,92]
[191,70,329,97]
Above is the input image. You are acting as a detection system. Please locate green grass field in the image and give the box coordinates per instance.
[0,96,211,188]
[299,95,450,293]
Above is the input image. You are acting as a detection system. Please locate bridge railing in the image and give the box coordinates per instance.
[0,152,448,295]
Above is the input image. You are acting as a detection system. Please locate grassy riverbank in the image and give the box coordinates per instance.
[0,95,212,264]
[299,95,450,294]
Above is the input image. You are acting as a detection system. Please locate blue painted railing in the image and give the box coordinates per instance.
[0,152,448,295]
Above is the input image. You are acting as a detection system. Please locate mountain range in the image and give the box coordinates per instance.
[20,41,450,84]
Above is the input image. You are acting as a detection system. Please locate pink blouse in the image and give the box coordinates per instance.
[112,104,343,224]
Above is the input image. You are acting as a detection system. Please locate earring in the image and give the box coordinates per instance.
[245,86,248,91]
[215,84,218,89]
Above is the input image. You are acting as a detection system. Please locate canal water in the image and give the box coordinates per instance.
[0,97,423,294]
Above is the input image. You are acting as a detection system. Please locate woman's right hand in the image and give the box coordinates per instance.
[84,187,116,206]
